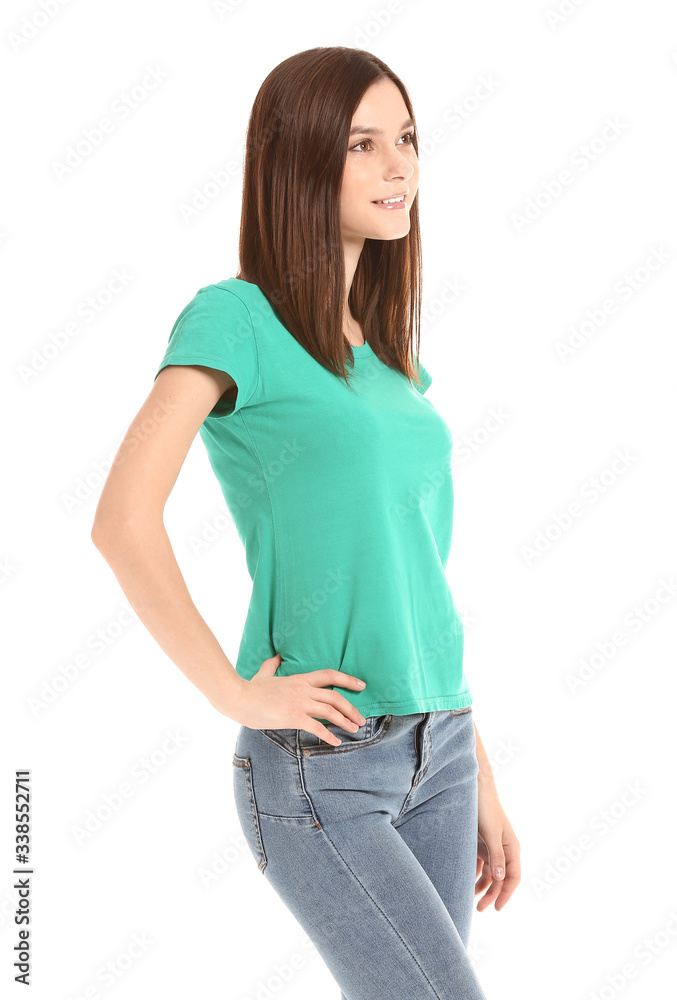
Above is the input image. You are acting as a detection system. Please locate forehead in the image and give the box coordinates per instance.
[350,78,411,132]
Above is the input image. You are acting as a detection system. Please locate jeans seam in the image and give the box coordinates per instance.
[232,754,268,871]
[295,755,324,830]
[312,821,447,1000]
[421,724,433,783]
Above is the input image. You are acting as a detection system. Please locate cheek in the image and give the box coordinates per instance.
[341,165,371,212]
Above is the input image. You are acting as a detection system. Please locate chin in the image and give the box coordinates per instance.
[356,221,411,241]
[371,225,411,241]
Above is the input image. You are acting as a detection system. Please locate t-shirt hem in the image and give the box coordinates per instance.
[155,351,255,415]
[323,691,473,721]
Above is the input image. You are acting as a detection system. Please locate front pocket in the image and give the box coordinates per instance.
[304,714,393,756]
[260,716,393,757]
[232,753,267,872]
[259,728,318,756]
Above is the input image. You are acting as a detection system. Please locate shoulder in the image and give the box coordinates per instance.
[183,278,249,313]
[156,278,263,409]
[165,281,256,356]
[170,279,262,344]
[192,277,277,331]
[208,276,263,308]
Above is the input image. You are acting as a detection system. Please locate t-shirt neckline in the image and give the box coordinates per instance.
[349,341,374,357]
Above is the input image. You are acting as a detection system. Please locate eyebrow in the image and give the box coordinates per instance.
[349,117,415,137]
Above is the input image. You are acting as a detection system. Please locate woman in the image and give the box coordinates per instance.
[92,46,520,999]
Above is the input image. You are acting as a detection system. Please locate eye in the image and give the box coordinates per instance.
[349,129,416,152]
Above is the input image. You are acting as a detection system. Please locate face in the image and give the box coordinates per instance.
[340,76,419,245]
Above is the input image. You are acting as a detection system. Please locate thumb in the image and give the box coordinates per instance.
[253,652,283,677]
[488,842,505,881]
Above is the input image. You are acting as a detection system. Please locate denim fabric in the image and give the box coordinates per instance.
[232,708,487,1000]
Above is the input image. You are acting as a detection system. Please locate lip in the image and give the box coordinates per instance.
[371,190,409,203]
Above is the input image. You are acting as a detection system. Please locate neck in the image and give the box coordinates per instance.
[342,234,365,345]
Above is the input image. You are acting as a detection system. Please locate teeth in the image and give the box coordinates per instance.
[375,195,405,204]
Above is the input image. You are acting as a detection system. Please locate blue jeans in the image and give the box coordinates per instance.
[232,708,487,1000]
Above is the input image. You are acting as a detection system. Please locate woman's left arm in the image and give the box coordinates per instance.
[473,720,522,911]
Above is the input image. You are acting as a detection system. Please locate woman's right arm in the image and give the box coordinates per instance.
[91,364,366,744]
[91,363,252,717]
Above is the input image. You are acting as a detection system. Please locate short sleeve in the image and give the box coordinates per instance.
[154,283,259,417]
[413,355,432,394]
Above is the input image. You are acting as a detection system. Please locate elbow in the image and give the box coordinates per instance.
[91,508,163,553]
[91,516,116,554]
[90,506,128,553]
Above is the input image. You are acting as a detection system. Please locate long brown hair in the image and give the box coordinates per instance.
[236,46,425,390]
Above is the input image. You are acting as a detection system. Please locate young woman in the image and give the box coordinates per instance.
[92,46,520,1000]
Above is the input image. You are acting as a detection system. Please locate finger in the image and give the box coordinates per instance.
[256,653,283,676]
[314,725,342,747]
[310,691,367,728]
[486,843,506,885]
[492,855,521,909]
[474,866,493,896]
[309,701,365,734]
[493,874,520,911]
[476,879,503,912]
[307,669,366,692]
[303,718,346,747]
[477,868,518,912]
[490,845,521,909]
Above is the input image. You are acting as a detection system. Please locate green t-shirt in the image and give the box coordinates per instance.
[155,278,472,722]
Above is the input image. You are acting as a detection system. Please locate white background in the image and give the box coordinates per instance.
[2,1,677,998]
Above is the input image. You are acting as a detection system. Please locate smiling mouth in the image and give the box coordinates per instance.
[371,194,408,212]
[372,194,407,205]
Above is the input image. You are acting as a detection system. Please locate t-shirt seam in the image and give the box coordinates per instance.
[209,285,285,624]
[235,411,287,635]
[207,284,262,413]
[158,350,236,371]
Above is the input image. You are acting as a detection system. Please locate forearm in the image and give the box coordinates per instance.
[474,720,497,790]
[91,516,246,718]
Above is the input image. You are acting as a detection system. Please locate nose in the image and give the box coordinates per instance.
[385,149,416,182]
